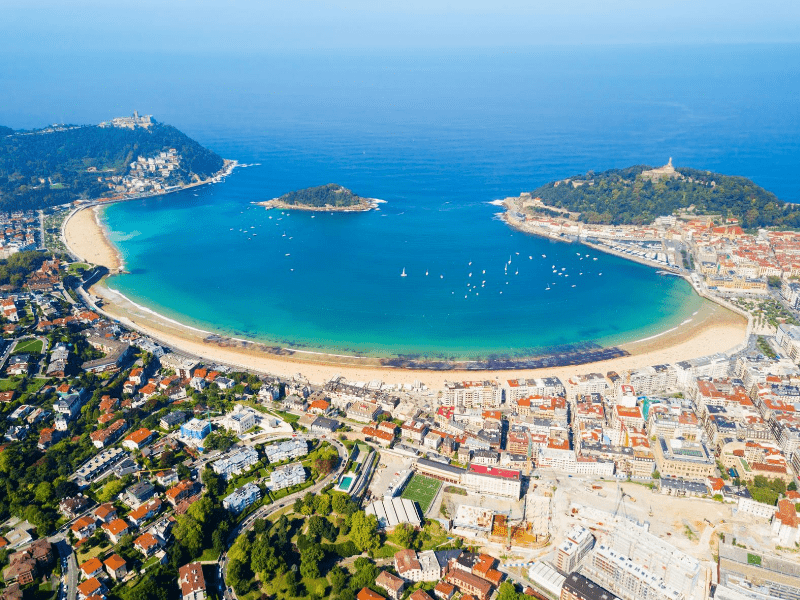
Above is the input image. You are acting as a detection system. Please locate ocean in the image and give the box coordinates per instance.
[4,45,799,358]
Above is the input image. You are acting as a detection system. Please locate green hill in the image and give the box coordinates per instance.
[529,164,799,229]
[0,120,224,211]
[276,183,365,208]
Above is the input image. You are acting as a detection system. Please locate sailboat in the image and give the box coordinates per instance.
[401,268,407,277]
[425,269,429,276]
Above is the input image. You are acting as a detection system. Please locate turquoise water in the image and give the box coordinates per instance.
[26,45,796,359]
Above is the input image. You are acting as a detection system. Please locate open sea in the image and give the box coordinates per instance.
[3,45,800,358]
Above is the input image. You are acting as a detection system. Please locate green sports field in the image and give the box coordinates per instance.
[400,474,442,513]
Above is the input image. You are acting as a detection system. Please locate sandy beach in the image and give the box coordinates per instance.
[64,204,748,388]
[63,205,122,271]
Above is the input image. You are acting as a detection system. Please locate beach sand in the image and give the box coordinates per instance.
[64,205,749,388]
[63,205,121,271]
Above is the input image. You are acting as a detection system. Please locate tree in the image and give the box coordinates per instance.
[651,470,660,480]
[789,481,798,492]
[315,457,336,476]
[498,581,523,600]
[97,478,125,503]
[54,480,78,499]
[34,481,54,504]
[174,515,204,557]
[349,557,378,591]
[331,493,354,515]
[316,494,331,516]
[391,523,415,549]
[300,544,324,579]
[349,511,379,554]
[307,515,327,543]
[329,565,348,593]
[227,558,251,596]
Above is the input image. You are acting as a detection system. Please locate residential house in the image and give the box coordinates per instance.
[79,558,104,580]
[122,428,154,451]
[94,503,117,524]
[178,562,206,600]
[222,482,262,514]
[134,532,160,557]
[376,570,405,600]
[101,518,130,544]
[103,554,127,581]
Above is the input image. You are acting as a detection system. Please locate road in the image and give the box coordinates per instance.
[218,438,348,600]
[52,537,77,600]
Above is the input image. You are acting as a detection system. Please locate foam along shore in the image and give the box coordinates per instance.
[64,199,747,388]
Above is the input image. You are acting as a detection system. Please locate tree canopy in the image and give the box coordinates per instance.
[276,183,365,208]
[529,164,800,229]
[0,121,224,211]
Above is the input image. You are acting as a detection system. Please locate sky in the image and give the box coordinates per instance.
[1,0,799,53]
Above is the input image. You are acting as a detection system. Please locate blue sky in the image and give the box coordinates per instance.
[2,0,799,52]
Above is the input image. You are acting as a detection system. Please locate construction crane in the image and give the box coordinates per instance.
[613,481,630,520]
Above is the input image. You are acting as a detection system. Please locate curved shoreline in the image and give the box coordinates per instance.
[62,201,748,385]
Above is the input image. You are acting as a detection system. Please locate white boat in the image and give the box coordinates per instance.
[542,254,546,258]
[440,275,444,279]
[285,253,290,256]
[401,268,407,277]
[469,273,472,277]
[529,256,532,259]
[426,270,429,276]
[598,272,602,276]
[593,257,598,260]
[545,287,550,290]
[515,270,519,275]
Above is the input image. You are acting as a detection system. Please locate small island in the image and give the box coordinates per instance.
[258,183,380,212]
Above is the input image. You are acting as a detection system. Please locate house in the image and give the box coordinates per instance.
[128,498,163,527]
[103,554,127,581]
[376,570,405,600]
[155,469,179,487]
[90,419,127,449]
[125,481,156,507]
[94,503,117,524]
[772,498,800,546]
[79,558,104,580]
[102,518,131,544]
[308,399,331,415]
[445,569,493,600]
[6,355,30,376]
[165,481,197,506]
[134,532,160,557]
[59,495,91,519]
[363,426,395,448]
[160,412,186,430]
[310,416,339,435]
[409,592,435,600]
[402,420,428,443]
[71,515,97,540]
[2,540,53,585]
[394,549,440,582]
[222,407,256,435]
[357,589,384,600]
[178,562,207,600]
[77,577,105,600]
[122,428,154,451]
[347,401,381,423]
[433,582,455,600]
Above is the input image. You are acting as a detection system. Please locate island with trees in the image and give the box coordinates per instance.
[0,115,228,212]
[258,183,379,212]
[520,159,800,229]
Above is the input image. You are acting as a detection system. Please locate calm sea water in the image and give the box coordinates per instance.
[4,45,799,358]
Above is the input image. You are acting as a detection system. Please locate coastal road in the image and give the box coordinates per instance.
[219,438,348,600]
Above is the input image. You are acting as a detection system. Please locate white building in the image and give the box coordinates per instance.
[462,464,521,499]
[211,447,260,479]
[267,462,306,491]
[222,482,261,514]
[222,407,256,435]
[263,439,308,463]
[442,381,502,409]
[555,525,594,574]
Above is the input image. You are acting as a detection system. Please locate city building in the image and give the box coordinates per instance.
[263,439,308,463]
[212,447,260,479]
[560,572,617,600]
[267,462,306,492]
[222,482,262,514]
[652,436,715,480]
[180,418,212,440]
[555,525,594,574]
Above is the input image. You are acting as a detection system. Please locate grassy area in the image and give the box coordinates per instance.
[373,541,402,558]
[273,410,300,423]
[14,338,43,354]
[401,474,442,513]
[68,262,91,274]
[0,377,49,394]
[198,547,221,562]
[76,540,111,562]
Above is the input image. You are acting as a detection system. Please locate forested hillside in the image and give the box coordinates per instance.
[277,184,364,207]
[530,165,799,229]
[0,121,224,211]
